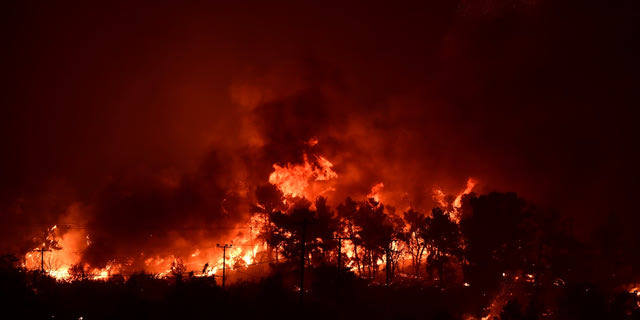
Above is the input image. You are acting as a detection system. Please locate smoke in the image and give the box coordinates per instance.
[1,0,638,266]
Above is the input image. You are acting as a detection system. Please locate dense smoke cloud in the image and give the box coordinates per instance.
[1,0,638,265]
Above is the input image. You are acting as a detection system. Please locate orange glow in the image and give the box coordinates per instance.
[23,226,124,281]
[268,152,338,199]
[432,188,447,209]
[21,172,476,284]
[628,285,640,308]
[306,137,319,147]
[23,218,264,282]
[432,178,477,222]
[453,178,477,209]
[367,182,384,202]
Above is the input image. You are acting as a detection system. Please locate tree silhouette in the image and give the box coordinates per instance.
[336,197,363,274]
[261,209,289,262]
[170,258,187,284]
[423,207,462,287]
[593,212,630,286]
[306,197,339,266]
[253,184,286,261]
[460,192,530,290]
[69,263,89,281]
[402,208,427,277]
[265,198,340,267]
[351,199,401,279]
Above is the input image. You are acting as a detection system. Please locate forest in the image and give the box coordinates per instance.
[3,189,639,320]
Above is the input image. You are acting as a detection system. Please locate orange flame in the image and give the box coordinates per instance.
[268,153,338,199]
[23,217,265,283]
[367,182,384,202]
[432,178,477,222]
[23,226,124,281]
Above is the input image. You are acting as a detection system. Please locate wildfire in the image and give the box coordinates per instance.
[19,144,480,287]
[268,153,338,199]
[433,188,447,208]
[23,220,263,283]
[24,226,87,280]
[628,285,640,308]
[138,225,263,280]
[453,178,477,209]
[432,178,477,222]
[367,182,384,202]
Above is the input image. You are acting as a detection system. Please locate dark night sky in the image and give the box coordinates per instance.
[1,0,639,255]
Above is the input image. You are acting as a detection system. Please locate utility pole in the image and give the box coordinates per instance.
[295,216,318,306]
[216,243,232,289]
[34,247,51,274]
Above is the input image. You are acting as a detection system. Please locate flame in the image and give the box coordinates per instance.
[453,178,477,208]
[139,225,263,280]
[367,182,384,202]
[432,178,477,222]
[23,218,264,283]
[268,153,338,199]
[627,284,640,308]
[24,227,82,278]
[21,169,476,285]
[480,284,510,320]
[306,137,318,147]
[432,188,448,208]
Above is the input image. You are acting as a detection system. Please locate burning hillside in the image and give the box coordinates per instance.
[18,143,479,283]
[2,1,640,319]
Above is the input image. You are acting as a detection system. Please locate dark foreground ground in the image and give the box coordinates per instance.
[2,262,639,320]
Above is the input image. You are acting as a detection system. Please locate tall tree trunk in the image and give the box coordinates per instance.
[417,246,425,278]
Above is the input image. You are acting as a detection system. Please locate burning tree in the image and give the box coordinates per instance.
[336,197,363,273]
[253,184,287,262]
[170,258,187,284]
[68,263,89,281]
[264,198,340,268]
[349,199,403,279]
[306,197,340,266]
[402,208,428,278]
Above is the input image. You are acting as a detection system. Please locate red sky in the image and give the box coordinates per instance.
[1,1,638,254]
